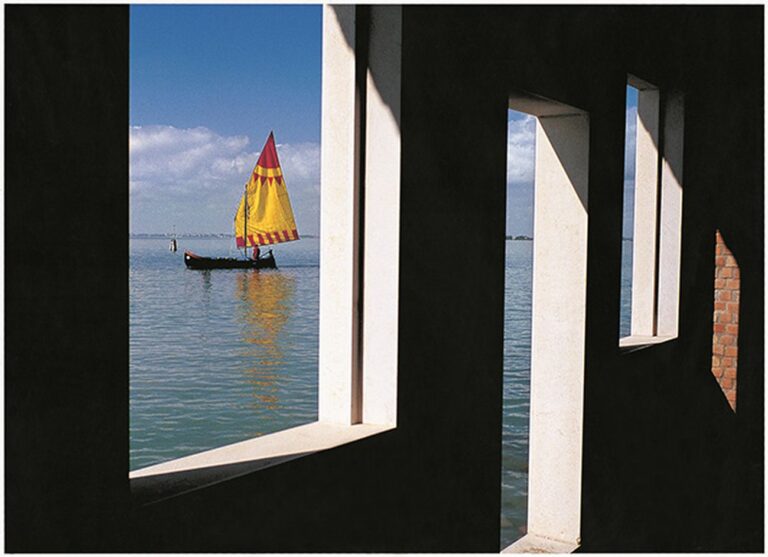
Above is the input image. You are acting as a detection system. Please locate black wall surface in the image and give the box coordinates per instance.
[5,5,129,552]
[5,5,763,552]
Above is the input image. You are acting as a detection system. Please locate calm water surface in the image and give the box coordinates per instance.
[130,237,631,549]
[620,239,633,337]
[130,237,319,470]
[500,241,533,548]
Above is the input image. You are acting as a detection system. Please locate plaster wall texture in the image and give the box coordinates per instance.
[361,5,402,426]
[630,88,660,336]
[527,113,588,544]
[318,5,360,425]
[656,92,685,337]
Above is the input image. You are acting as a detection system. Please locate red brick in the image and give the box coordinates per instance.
[724,367,737,378]
[715,255,726,267]
[720,334,734,346]
[720,267,732,278]
[715,278,726,290]
[727,302,740,314]
[718,290,731,302]
[726,323,739,335]
[713,344,724,355]
[721,377,733,390]
[711,355,721,367]
[731,290,740,303]
[714,301,726,311]
[725,346,738,357]
[732,267,740,279]
[713,323,725,333]
[726,278,740,290]
[722,357,734,367]
[719,312,731,324]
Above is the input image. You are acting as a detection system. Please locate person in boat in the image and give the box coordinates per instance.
[252,245,261,260]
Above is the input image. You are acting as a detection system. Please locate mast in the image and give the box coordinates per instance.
[243,181,249,258]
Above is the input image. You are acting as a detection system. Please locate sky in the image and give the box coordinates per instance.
[129,5,638,238]
[130,5,321,234]
[622,86,639,239]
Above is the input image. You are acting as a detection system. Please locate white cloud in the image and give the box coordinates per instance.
[130,126,256,199]
[130,126,320,233]
[506,114,536,185]
[505,114,536,236]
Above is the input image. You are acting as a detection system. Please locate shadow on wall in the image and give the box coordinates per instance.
[539,114,589,211]
[332,6,401,132]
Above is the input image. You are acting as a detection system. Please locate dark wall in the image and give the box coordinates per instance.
[5,6,762,552]
[578,8,764,551]
[5,5,129,552]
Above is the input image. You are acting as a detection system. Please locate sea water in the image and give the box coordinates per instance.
[500,240,533,547]
[130,237,632,548]
[130,237,319,470]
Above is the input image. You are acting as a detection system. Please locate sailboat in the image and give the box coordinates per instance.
[184,131,300,270]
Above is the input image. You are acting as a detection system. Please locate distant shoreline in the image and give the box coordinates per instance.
[131,233,626,242]
[130,233,319,239]
[504,236,634,241]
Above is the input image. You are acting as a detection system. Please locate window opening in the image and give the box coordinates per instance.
[620,75,684,347]
[503,92,589,553]
[129,5,322,471]
[501,108,535,549]
[619,85,638,337]
[130,5,401,486]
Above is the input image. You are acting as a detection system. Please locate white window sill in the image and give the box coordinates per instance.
[130,421,394,504]
[502,533,579,553]
[619,334,676,352]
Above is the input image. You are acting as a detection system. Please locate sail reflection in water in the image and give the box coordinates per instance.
[237,271,295,416]
[130,237,320,471]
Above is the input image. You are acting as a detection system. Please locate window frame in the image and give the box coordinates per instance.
[620,75,684,349]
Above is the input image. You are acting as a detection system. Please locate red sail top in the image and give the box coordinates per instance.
[256,131,280,169]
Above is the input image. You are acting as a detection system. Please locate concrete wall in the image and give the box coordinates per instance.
[6,5,763,552]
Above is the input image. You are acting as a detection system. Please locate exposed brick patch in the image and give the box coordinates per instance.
[711,230,738,411]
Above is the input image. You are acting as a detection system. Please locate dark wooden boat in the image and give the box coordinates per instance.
[184,250,277,270]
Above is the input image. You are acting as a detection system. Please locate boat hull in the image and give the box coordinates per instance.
[184,251,277,270]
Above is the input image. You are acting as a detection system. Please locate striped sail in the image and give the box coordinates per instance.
[234,132,300,247]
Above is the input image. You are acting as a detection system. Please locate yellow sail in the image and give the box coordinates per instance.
[235,132,300,247]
